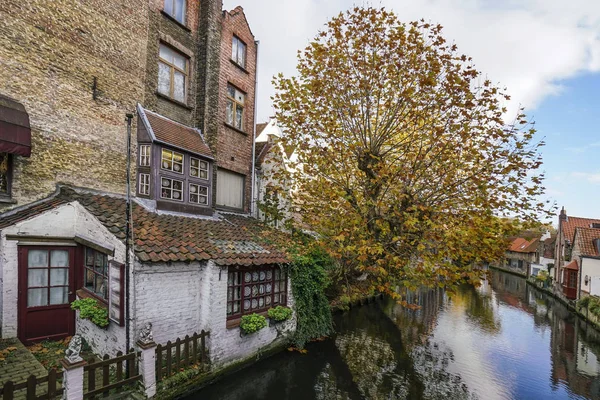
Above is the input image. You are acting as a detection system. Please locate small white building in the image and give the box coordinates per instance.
[0,185,295,368]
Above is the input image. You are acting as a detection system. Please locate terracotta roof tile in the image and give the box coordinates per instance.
[561,216,600,244]
[0,186,290,266]
[565,259,579,270]
[508,237,538,253]
[574,227,600,257]
[144,109,213,158]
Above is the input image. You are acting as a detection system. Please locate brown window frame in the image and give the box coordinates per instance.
[226,265,288,320]
[158,43,189,103]
[163,0,186,25]
[83,247,109,303]
[226,84,245,131]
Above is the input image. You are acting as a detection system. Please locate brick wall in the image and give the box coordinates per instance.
[213,7,257,213]
[0,0,149,211]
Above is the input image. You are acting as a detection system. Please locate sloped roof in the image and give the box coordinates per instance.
[141,107,213,159]
[561,216,600,244]
[0,186,289,266]
[543,236,556,258]
[564,259,579,270]
[574,227,600,257]
[255,122,268,138]
[508,237,538,253]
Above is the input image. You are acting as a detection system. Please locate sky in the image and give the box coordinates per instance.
[223,0,600,222]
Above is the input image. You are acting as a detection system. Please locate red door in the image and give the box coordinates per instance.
[18,246,76,344]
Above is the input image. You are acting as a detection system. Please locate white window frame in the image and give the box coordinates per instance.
[138,173,150,196]
[189,183,209,205]
[231,36,246,68]
[161,148,184,174]
[160,177,184,202]
[190,157,209,180]
[139,145,151,167]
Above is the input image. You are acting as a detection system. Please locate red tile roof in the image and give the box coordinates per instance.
[574,227,600,257]
[508,237,538,253]
[143,109,213,159]
[0,187,290,266]
[543,236,556,258]
[561,216,600,244]
[564,259,579,270]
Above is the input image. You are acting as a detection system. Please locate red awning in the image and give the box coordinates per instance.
[564,260,579,270]
[0,94,31,157]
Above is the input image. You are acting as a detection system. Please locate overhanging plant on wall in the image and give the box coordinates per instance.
[239,313,267,335]
[71,298,109,328]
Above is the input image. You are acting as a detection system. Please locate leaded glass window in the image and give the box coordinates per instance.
[227,266,288,320]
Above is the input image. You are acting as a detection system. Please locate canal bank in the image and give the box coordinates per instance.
[183,270,600,400]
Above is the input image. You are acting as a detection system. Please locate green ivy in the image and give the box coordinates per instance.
[240,314,267,334]
[71,298,109,328]
[289,245,333,348]
[267,306,293,322]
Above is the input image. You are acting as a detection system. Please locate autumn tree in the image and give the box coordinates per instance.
[272,7,551,298]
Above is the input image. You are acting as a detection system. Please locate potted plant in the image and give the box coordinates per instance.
[239,313,267,337]
[267,305,293,326]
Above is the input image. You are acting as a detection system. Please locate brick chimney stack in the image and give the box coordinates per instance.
[559,207,567,223]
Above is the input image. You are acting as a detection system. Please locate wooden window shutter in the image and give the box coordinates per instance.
[108,260,125,326]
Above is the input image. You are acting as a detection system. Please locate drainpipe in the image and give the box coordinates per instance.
[250,40,259,217]
[125,113,133,364]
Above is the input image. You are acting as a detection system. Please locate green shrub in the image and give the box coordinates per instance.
[289,246,334,348]
[240,314,267,334]
[579,296,591,308]
[536,270,549,281]
[267,306,293,322]
[71,298,109,328]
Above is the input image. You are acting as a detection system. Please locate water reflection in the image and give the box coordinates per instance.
[184,271,600,399]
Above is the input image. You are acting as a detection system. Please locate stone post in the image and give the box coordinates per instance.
[137,340,157,398]
[60,359,86,400]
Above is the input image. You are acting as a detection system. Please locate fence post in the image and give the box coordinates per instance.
[60,358,86,400]
[137,340,157,398]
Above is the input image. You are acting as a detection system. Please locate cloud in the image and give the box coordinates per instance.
[572,172,600,184]
[223,0,600,122]
[565,141,600,153]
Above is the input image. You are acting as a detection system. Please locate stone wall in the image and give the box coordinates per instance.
[213,7,257,213]
[0,0,149,210]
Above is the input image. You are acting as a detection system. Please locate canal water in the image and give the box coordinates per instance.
[185,270,600,399]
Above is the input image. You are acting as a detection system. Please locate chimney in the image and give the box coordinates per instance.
[559,207,567,223]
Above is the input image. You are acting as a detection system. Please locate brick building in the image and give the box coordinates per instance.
[0,0,294,369]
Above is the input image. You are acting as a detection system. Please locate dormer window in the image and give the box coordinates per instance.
[161,148,184,174]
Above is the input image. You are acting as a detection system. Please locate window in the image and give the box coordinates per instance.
[84,248,108,301]
[190,157,209,179]
[161,148,184,173]
[226,84,245,131]
[189,183,208,205]
[231,36,246,68]
[158,44,187,103]
[216,169,244,209]
[0,152,11,198]
[164,0,186,25]
[160,177,183,201]
[139,173,150,196]
[26,249,70,307]
[139,145,151,166]
[227,266,288,319]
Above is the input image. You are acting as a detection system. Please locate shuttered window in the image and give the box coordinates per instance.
[216,169,244,209]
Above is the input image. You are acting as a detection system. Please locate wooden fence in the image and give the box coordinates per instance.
[155,330,210,381]
[83,350,141,399]
[0,368,63,400]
